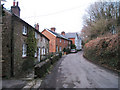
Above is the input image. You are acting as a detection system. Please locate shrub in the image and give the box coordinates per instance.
[22,58,34,71]
[59,52,62,58]
[84,34,119,70]
[66,48,71,54]
[63,48,66,52]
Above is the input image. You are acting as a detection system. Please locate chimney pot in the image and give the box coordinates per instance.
[61,31,65,35]
[13,1,15,6]
[51,27,56,32]
[35,23,39,30]
[17,2,19,6]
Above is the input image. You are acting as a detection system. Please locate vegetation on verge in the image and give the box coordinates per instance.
[82,1,120,71]
[84,34,120,70]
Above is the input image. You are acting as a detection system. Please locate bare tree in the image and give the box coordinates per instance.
[82,0,119,41]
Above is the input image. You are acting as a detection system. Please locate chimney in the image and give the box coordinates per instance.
[11,1,20,17]
[61,31,65,35]
[51,27,56,32]
[35,23,39,30]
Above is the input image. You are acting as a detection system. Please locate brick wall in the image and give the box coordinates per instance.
[42,30,56,53]
[56,38,69,52]
[70,38,75,45]
[42,30,71,53]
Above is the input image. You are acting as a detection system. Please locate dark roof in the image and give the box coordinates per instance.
[47,29,71,41]
[4,9,49,41]
[65,33,77,38]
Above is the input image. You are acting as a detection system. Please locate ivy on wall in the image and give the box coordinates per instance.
[27,30,37,59]
[22,30,37,71]
[2,4,5,16]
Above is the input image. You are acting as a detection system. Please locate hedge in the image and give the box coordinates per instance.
[83,34,120,70]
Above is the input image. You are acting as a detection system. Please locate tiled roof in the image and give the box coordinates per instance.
[65,33,77,38]
[4,8,49,41]
[47,29,71,41]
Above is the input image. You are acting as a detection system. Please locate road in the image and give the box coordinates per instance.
[40,51,119,89]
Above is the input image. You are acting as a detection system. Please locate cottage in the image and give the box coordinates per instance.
[41,27,72,53]
[61,32,82,50]
[2,1,49,78]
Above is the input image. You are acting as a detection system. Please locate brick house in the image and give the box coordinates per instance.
[41,28,72,53]
[2,2,49,78]
[61,32,82,50]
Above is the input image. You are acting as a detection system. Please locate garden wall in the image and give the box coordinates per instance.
[34,53,62,78]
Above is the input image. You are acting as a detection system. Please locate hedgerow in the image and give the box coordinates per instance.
[84,34,120,70]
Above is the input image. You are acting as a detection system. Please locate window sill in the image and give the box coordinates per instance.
[22,55,27,58]
[35,56,37,58]
[22,33,27,36]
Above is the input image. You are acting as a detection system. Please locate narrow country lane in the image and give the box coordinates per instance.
[40,51,119,89]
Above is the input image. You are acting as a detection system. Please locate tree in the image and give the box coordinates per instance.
[82,1,119,41]
[71,44,76,49]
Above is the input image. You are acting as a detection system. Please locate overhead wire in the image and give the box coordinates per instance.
[22,5,82,19]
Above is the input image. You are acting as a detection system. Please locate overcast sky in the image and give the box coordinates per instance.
[2,0,99,33]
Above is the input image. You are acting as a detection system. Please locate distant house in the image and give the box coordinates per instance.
[61,32,82,50]
[34,23,49,61]
[2,1,49,78]
[41,28,72,53]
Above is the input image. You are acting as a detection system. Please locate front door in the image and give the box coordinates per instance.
[38,48,41,62]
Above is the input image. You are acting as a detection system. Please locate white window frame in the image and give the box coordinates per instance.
[60,38,61,43]
[35,32,37,39]
[43,38,45,43]
[22,26,27,35]
[64,40,65,43]
[69,41,71,44]
[59,46,62,52]
[42,48,44,55]
[34,49,37,57]
[44,48,46,55]
[22,43,27,57]
[47,48,49,53]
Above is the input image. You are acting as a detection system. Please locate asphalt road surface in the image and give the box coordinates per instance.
[40,51,119,89]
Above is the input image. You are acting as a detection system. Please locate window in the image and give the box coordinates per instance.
[41,37,43,41]
[43,38,45,43]
[42,48,44,55]
[69,41,71,44]
[60,38,61,42]
[22,26,27,35]
[22,43,27,57]
[34,49,37,57]
[59,46,62,52]
[56,45,58,52]
[44,48,46,54]
[47,48,49,53]
[35,32,37,39]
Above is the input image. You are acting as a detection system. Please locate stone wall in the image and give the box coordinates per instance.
[2,11,12,78]
[2,10,50,78]
[12,16,28,77]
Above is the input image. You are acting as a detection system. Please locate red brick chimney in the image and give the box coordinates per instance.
[61,31,65,35]
[51,27,56,32]
[11,1,20,17]
[35,23,39,30]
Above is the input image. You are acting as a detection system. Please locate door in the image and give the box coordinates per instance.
[38,48,41,62]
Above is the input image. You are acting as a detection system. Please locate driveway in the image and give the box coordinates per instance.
[40,51,119,89]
